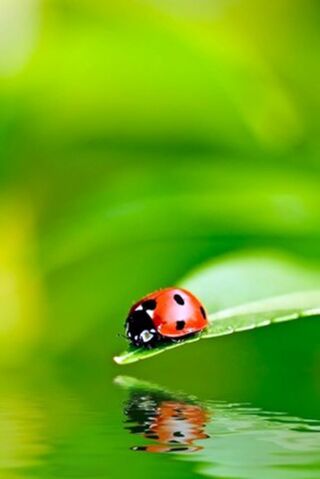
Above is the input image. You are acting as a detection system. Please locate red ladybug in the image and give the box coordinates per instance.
[125,287,208,348]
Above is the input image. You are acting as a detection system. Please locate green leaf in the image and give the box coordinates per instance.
[114,252,320,365]
[114,290,320,365]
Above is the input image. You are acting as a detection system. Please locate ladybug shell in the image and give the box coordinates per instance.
[130,287,207,338]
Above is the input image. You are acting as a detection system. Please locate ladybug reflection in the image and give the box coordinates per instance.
[124,390,210,453]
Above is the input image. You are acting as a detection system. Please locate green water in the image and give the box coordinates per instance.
[2,327,319,479]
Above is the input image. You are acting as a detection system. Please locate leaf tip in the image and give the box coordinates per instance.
[113,349,138,365]
[113,354,125,365]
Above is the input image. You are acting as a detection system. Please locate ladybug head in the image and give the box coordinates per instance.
[125,300,159,347]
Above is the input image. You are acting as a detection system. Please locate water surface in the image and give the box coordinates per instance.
[1,372,319,479]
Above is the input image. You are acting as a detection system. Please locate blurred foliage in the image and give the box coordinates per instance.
[0,0,319,372]
[182,250,320,310]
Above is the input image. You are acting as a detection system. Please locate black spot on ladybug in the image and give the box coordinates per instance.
[200,306,206,319]
[176,320,185,330]
[142,299,157,310]
[174,294,185,305]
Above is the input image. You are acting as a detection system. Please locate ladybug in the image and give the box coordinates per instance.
[125,287,208,348]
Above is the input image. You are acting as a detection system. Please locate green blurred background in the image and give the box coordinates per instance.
[1,0,320,389]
